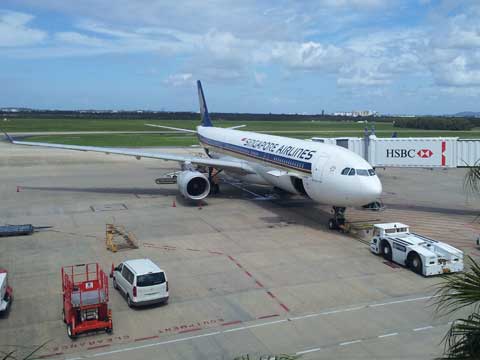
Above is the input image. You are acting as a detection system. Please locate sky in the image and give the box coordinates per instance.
[0,0,479,115]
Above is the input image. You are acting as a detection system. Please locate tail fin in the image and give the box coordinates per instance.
[197,80,213,127]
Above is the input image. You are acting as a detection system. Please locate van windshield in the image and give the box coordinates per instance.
[136,272,166,287]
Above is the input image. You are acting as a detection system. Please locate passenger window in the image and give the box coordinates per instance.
[348,168,355,176]
[122,267,134,284]
[368,169,376,176]
[126,269,134,285]
[121,266,129,279]
[357,169,369,176]
[341,168,350,175]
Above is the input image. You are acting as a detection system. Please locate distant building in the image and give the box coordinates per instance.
[333,110,377,117]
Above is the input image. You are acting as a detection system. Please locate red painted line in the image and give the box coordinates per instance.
[88,344,111,350]
[279,303,290,312]
[134,335,160,342]
[38,353,64,359]
[186,248,201,252]
[209,251,224,255]
[235,262,244,269]
[266,291,276,299]
[178,327,202,334]
[257,314,279,320]
[244,271,253,277]
[255,280,264,288]
[222,320,243,326]
[227,255,236,261]
[441,141,446,166]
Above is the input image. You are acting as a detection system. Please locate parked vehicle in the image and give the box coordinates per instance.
[370,223,464,276]
[61,263,113,339]
[111,259,169,307]
[0,268,13,314]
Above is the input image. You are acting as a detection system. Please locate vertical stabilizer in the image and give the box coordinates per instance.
[197,80,213,127]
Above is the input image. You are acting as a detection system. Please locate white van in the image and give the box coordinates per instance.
[111,259,169,307]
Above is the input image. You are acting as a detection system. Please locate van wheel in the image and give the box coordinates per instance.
[106,326,113,334]
[328,219,337,230]
[127,295,133,308]
[62,308,66,323]
[67,324,77,339]
[409,253,423,274]
[381,242,392,261]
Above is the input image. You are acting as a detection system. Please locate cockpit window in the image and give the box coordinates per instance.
[348,168,356,176]
[356,169,369,176]
[341,168,350,175]
[368,169,376,176]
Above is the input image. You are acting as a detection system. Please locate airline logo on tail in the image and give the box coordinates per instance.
[197,80,213,127]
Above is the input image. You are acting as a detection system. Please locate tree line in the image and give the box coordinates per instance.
[393,117,477,130]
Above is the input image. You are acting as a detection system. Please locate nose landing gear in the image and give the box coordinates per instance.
[328,206,346,231]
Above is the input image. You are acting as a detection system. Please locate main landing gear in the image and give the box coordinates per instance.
[328,206,346,230]
[208,167,221,195]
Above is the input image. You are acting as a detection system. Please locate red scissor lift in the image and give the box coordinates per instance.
[62,263,113,339]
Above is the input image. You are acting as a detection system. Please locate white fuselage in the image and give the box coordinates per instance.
[197,126,382,207]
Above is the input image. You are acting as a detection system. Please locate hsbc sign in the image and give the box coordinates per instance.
[369,138,453,167]
[417,149,434,158]
[386,148,434,159]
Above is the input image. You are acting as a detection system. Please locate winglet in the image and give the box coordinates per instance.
[2,130,14,143]
[197,80,213,127]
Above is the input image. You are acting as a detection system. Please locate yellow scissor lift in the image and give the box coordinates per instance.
[105,224,139,252]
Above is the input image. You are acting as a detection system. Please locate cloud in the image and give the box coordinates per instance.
[0,10,46,47]
[54,31,106,47]
[164,73,194,87]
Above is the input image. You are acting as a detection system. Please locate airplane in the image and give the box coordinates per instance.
[3,81,382,230]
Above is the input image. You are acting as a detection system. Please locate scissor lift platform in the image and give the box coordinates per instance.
[61,263,112,339]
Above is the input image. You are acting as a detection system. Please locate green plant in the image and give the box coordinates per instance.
[434,256,480,359]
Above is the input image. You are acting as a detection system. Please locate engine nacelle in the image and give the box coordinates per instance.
[177,171,210,201]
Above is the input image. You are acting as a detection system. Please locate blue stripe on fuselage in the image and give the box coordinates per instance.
[198,134,312,173]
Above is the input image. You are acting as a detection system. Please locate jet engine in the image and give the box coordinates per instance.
[177,170,211,201]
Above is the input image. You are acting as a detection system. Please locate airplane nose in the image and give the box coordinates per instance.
[367,176,383,199]
[360,176,382,203]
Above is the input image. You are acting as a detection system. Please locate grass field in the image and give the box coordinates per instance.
[3,118,480,147]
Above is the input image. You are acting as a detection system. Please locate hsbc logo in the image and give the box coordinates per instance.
[417,149,433,158]
[386,148,434,159]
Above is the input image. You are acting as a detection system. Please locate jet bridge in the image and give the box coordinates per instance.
[311,136,480,168]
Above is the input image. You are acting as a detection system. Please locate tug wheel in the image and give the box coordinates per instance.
[408,253,423,275]
[381,241,392,261]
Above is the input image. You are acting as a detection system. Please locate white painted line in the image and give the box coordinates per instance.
[289,313,318,320]
[378,332,398,338]
[223,326,246,333]
[66,294,441,359]
[339,340,362,346]
[85,331,221,358]
[243,319,287,329]
[369,295,438,308]
[296,347,321,355]
[320,305,364,315]
[413,326,434,332]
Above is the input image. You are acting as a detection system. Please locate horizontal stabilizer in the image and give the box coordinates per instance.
[144,124,197,134]
[226,125,246,130]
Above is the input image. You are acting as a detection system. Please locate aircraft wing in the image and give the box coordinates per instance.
[3,133,254,173]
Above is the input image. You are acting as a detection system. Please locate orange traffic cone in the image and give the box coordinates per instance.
[172,199,176,207]
[111,263,115,277]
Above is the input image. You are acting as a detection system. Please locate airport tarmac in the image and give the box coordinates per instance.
[0,140,479,360]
